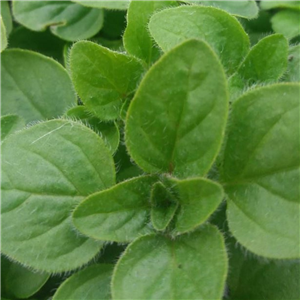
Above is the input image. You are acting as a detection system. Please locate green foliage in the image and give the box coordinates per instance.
[1,1,299,299]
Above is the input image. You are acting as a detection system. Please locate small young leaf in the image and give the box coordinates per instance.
[73,176,157,243]
[221,83,300,259]
[12,1,104,41]
[283,45,300,83]
[1,49,76,123]
[260,0,300,11]
[123,1,177,66]
[148,6,250,74]
[1,115,25,141]
[1,256,49,299]
[72,0,130,10]
[112,225,228,300]
[1,120,116,272]
[66,106,120,154]
[1,1,12,36]
[53,264,113,300]
[70,41,144,120]
[169,178,224,234]
[126,39,228,178]
[271,10,300,40]
[229,34,288,100]
[1,17,7,52]
[150,181,178,231]
[185,0,259,19]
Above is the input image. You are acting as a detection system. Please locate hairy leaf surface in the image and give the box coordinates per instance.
[126,39,228,178]
[53,264,113,300]
[73,176,157,243]
[1,120,115,272]
[70,41,144,120]
[149,6,250,74]
[222,84,300,259]
[112,225,227,300]
[1,50,76,123]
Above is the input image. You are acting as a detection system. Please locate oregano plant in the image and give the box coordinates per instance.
[1,1,300,299]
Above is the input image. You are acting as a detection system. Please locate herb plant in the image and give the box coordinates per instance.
[1,1,300,299]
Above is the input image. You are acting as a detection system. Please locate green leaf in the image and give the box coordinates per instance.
[123,1,177,66]
[70,41,144,120]
[227,242,300,299]
[150,181,178,231]
[1,49,76,123]
[229,34,288,100]
[112,225,228,299]
[283,45,300,83]
[221,83,300,259]
[260,1,300,11]
[125,39,228,178]
[1,1,12,36]
[1,115,25,141]
[1,120,116,272]
[73,176,157,243]
[72,0,130,10]
[66,106,120,154]
[148,6,250,75]
[169,178,224,234]
[1,17,7,52]
[1,256,49,299]
[9,27,65,64]
[53,264,113,300]
[12,1,104,41]
[271,10,300,40]
[186,0,259,19]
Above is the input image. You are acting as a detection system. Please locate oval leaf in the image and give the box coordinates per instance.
[1,120,116,272]
[53,264,113,300]
[148,6,250,75]
[221,83,300,259]
[12,1,104,41]
[169,178,224,234]
[112,225,228,299]
[70,41,144,120]
[123,1,177,66]
[126,39,228,178]
[73,176,157,243]
[1,49,76,123]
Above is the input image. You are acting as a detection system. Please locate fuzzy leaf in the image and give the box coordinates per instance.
[271,10,300,40]
[1,1,12,35]
[1,120,115,272]
[221,84,300,259]
[186,0,258,19]
[66,106,120,154]
[148,6,250,75]
[70,41,144,120]
[1,17,7,52]
[1,49,76,123]
[283,45,300,83]
[73,176,157,243]
[53,264,113,300]
[12,1,104,41]
[229,34,288,100]
[150,182,178,231]
[1,115,25,141]
[126,39,228,178]
[112,225,228,300]
[1,257,49,299]
[73,0,129,10]
[169,178,224,234]
[123,1,177,66]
